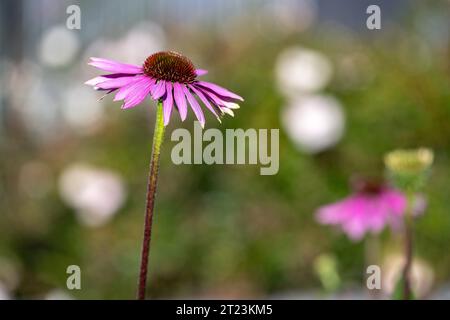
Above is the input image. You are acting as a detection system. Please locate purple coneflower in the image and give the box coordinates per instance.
[316,179,407,241]
[86,51,243,300]
[85,51,243,127]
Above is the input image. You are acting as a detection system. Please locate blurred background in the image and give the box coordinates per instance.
[0,0,449,299]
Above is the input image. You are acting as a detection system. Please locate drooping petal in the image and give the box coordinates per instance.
[221,102,240,109]
[151,80,166,100]
[189,85,220,121]
[113,75,148,101]
[182,86,205,128]
[162,82,174,125]
[88,57,143,74]
[194,84,240,110]
[195,69,208,76]
[195,81,244,101]
[96,76,141,90]
[85,76,109,87]
[193,85,239,117]
[220,107,234,117]
[121,79,154,109]
[173,82,188,121]
[85,73,139,88]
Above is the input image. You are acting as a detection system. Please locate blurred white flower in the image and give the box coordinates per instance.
[281,94,345,154]
[382,254,434,298]
[0,282,11,300]
[40,25,80,67]
[275,47,333,96]
[59,164,126,227]
[6,61,61,143]
[62,85,105,134]
[44,289,74,300]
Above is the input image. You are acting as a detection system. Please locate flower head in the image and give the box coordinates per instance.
[384,148,434,176]
[384,148,434,192]
[316,179,407,241]
[85,51,243,127]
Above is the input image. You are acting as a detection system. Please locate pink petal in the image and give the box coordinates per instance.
[194,85,240,110]
[85,73,138,88]
[196,81,243,101]
[219,107,235,117]
[316,201,348,225]
[113,75,148,101]
[163,82,173,126]
[88,57,143,74]
[95,76,139,90]
[343,219,366,241]
[365,198,388,233]
[151,80,166,100]
[182,86,205,128]
[189,85,220,119]
[195,69,208,76]
[383,189,407,216]
[173,83,188,121]
[85,76,109,87]
[121,79,154,109]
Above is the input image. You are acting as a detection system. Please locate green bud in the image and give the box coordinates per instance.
[384,148,433,192]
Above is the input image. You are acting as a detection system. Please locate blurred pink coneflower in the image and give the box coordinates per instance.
[316,179,408,241]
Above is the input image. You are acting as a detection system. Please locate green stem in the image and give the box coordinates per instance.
[137,101,165,300]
